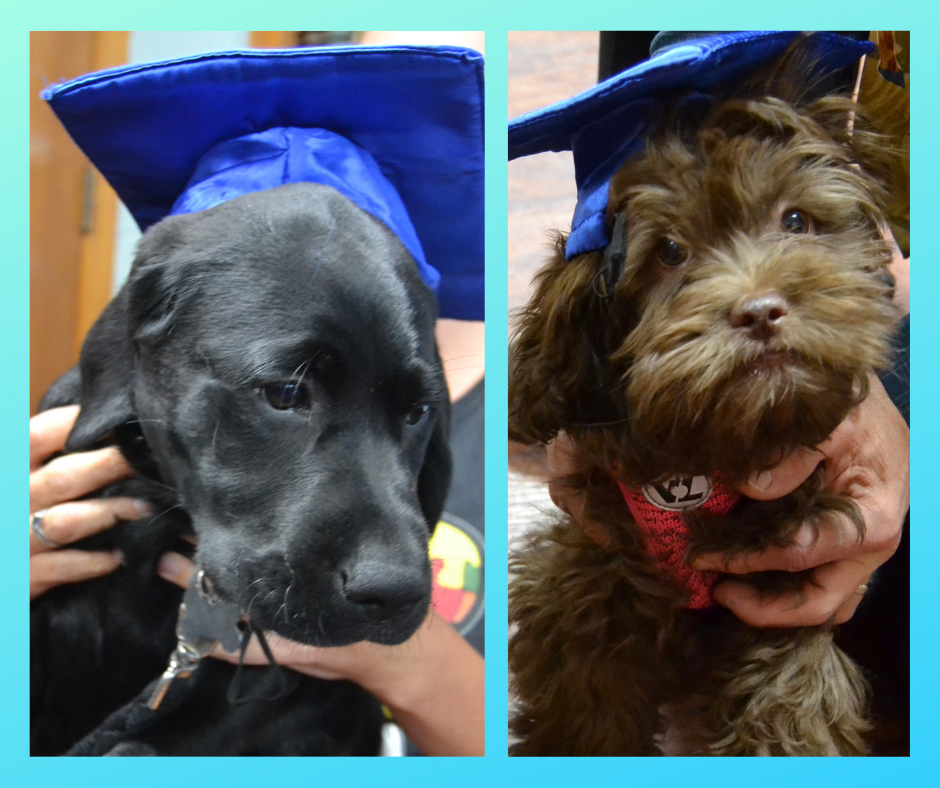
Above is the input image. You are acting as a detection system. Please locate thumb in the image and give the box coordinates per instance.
[737,446,825,500]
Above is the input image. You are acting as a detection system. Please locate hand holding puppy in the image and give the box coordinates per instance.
[695,374,908,626]
[30,406,153,599]
[156,550,485,757]
[547,374,909,628]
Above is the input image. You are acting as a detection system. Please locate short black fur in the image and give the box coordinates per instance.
[31,183,452,756]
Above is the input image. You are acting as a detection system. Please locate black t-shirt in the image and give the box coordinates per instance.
[404,378,484,756]
[434,378,485,656]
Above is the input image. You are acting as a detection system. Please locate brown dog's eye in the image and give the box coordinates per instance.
[781,210,811,234]
[261,382,309,410]
[406,404,430,425]
[657,238,687,267]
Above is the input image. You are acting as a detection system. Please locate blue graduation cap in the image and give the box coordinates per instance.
[508,32,874,261]
[43,44,485,320]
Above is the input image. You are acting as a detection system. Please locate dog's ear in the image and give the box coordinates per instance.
[509,233,624,444]
[123,215,197,346]
[794,95,898,245]
[66,216,191,451]
[65,295,137,451]
[417,409,453,530]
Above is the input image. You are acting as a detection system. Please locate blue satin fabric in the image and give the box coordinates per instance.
[507,32,874,260]
[43,45,484,320]
[171,127,439,293]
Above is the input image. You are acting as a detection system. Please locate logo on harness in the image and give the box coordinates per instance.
[641,475,713,510]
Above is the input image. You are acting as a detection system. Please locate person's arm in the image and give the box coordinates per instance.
[157,551,485,756]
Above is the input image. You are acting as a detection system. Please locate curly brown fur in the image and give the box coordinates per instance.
[509,39,899,756]
[509,513,678,755]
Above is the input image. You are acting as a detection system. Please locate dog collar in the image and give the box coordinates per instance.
[42,45,485,319]
[508,32,874,261]
[615,475,740,609]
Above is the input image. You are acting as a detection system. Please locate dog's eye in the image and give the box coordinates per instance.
[657,239,687,267]
[406,404,430,425]
[781,210,812,234]
[261,382,309,410]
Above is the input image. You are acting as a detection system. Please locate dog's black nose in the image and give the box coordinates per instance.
[730,293,789,339]
[342,563,426,622]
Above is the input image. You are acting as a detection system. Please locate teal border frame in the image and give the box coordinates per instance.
[7,4,936,784]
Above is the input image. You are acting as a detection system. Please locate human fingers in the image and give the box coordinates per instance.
[157,550,365,681]
[208,611,449,691]
[546,433,585,520]
[30,549,123,600]
[692,513,864,574]
[704,376,908,578]
[29,405,80,470]
[207,632,351,681]
[546,433,579,477]
[712,550,886,628]
[819,377,909,535]
[156,550,196,589]
[30,498,154,556]
[736,446,824,501]
[881,225,909,315]
[831,588,865,625]
[694,487,903,576]
[30,446,134,514]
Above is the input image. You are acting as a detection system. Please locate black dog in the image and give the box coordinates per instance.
[31,182,452,756]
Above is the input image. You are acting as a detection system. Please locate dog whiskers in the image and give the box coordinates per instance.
[440,363,486,372]
[561,417,630,428]
[246,590,264,620]
[139,477,179,495]
[276,582,294,624]
[125,418,170,428]
[144,503,184,526]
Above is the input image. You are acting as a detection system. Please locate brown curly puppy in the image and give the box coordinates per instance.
[509,48,899,756]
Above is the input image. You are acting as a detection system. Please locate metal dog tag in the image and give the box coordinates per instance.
[177,569,244,655]
[147,568,244,710]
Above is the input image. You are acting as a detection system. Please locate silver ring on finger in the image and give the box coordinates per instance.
[30,509,61,547]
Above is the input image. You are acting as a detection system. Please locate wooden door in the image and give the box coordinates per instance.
[30,32,126,414]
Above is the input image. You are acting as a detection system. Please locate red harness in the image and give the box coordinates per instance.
[614,476,739,608]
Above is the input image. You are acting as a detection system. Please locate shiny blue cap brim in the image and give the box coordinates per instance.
[42,45,485,320]
[508,32,874,260]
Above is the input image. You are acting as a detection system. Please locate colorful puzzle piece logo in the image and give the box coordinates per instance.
[429,518,483,633]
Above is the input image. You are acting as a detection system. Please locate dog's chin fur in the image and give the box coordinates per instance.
[509,39,901,756]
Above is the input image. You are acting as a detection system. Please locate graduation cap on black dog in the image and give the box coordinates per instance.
[43,44,485,320]
[509,31,874,272]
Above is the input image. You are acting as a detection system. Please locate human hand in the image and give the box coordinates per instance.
[884,226,909,316]
[30,405,153,599]
[156,550,451,693]
[693,375,909,627]
[156,550,485,756]
[547,373,909,627]
[546,436,585,520]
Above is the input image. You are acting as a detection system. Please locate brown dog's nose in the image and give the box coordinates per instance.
[730,293,789,340]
